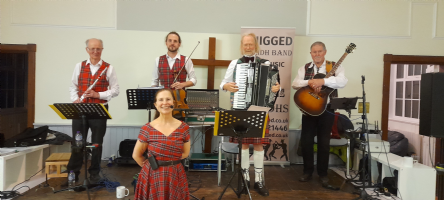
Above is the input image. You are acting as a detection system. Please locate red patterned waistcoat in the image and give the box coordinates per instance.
[77,60,110,103]
[158,55,187,88]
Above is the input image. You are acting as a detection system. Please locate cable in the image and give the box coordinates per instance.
[379,131,403,200]
[429,136,434,167]
[11,167,45,191]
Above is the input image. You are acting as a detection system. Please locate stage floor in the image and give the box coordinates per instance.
[13,161,360,200]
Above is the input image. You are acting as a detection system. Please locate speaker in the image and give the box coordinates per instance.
[119,139,137,158]
[420,73,444,138]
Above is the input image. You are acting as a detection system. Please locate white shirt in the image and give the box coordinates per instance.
[292,60,348,90]
[220,58,272,91]
[151,54,197,86]
[69,59,120,104]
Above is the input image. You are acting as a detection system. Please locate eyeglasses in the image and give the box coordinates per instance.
[87,48,103,52]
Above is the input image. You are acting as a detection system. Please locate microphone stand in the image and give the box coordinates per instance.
[354,75,377,200]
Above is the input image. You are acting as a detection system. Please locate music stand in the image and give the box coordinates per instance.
[127,89,160,122]
[330,97,358,117]
[49,103,112,200]
[213,110,268,200]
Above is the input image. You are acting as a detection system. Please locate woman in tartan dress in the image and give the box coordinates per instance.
[133,89,190,200]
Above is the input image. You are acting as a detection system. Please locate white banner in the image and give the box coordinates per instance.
[241,27,295,164]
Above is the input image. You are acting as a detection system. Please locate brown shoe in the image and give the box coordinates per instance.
[299,174,312,182]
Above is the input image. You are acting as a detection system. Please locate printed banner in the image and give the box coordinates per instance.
[241,27,295,164]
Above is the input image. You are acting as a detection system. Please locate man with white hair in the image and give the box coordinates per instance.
[220,33,280,197]
[64,38,120,186]
[292,41,348,188]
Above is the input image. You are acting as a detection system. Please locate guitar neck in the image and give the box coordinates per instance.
[325,52,349,78]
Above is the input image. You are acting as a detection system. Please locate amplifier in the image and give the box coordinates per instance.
[188,153,226,171]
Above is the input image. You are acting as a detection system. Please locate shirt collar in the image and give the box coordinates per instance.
[166,53,181,60]
[310,60,326,68]
[86,59,103,67]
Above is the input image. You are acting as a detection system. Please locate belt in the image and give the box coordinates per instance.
[157,159,182,166]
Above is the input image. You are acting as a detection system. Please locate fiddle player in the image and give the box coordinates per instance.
[151,31,197,89]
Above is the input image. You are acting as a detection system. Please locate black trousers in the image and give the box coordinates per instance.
[67,105,108,176]
[301,108,334,177]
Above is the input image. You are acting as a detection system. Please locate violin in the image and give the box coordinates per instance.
[172,71,189,118]
[170,41,200,118]
[173,88,189,117]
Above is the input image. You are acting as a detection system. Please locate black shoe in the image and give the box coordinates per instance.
[89,173,101,184]
[299,174,312,182]
[254,181,269,196]
[319,176,329,186]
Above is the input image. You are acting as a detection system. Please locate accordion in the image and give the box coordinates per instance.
[232,61,280,110]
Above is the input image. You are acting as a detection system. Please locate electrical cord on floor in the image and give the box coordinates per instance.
[0,166,45,199]
[89,166,121,192]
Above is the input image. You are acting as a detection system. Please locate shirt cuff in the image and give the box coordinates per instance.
[99,92,108,100]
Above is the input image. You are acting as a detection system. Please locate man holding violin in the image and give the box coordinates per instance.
[151,31,197,89]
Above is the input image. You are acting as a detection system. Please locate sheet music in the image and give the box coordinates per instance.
[247,105,271,113]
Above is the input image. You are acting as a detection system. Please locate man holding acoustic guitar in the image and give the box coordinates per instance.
[292,41,349,188]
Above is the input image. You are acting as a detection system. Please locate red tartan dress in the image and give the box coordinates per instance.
[134,121,190,200]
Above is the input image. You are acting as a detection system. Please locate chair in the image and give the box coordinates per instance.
[314,136,352,176]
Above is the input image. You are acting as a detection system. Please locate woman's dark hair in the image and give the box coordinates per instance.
[165,31,181,44]
[154,88,176,119]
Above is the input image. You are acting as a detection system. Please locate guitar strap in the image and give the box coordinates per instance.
[326,60,333,74]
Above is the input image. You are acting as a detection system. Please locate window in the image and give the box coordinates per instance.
[0,53,28,109]
[390,64,435,123]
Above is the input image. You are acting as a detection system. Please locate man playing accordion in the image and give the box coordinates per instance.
[220,33,280,197]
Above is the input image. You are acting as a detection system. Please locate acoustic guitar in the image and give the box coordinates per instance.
[294,43,356,116]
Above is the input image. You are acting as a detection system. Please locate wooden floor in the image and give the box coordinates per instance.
[15,161,359,200]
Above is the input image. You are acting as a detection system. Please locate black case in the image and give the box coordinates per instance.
[148,155,158,170]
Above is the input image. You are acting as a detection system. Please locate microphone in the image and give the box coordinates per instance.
[170,105,174,109]
[86,144,101,148]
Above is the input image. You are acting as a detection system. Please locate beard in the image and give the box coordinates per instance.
[168,46,178,53]
[243,51,255,56]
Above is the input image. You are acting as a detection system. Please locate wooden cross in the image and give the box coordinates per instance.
[192,37,231,153]
[193,37,231,90]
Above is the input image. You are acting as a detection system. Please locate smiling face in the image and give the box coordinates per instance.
[241,35,256,56]
[86,39,103,60]
[154,90,175,115]
[310,44,326,65]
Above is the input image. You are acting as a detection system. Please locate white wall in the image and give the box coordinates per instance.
[1,1,444,132]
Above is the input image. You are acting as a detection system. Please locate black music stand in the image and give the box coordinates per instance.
[127,89,160,122]
[214,110,269,200]
[330,97,358,118]
[49,103,112,200]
